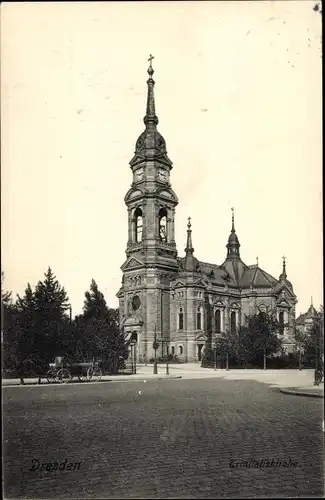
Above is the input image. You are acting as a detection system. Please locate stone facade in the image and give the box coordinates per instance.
[116,60,298,362]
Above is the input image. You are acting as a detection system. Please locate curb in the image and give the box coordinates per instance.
[2,375,183,387]
[279,387,324,399]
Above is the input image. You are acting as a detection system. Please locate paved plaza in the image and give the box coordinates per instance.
[3,376,324,499]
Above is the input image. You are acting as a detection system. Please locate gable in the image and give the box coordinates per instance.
[155,187,179,203]
[121,257,145,271]
[194,278,209,288]
[173,279,187,288]
[275,282,296,298]
[124,188,144,204]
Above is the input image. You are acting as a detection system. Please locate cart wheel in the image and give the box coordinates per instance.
[57,368,71,384]
[46,369,57,384]
[87,366,102,382]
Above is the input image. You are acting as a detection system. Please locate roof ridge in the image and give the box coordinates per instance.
[199,260,221,269]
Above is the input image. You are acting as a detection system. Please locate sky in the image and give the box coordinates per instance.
[1,1,322,317]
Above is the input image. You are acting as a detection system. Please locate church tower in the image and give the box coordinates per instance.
[117,56,179,362]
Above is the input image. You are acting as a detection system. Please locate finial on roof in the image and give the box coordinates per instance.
[144,54,158,127]
[279,255,287,281]
[311,296,313,307]
[148,54,154,75]
[256,256,259,266]
[231,207,235,232]
[185,216,194,254]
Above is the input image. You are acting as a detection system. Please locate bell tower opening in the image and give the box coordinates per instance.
[159,208,167,243]
[134,207,143,242]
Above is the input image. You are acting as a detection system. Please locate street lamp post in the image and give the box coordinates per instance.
[226,351,229,371]
[130,342,134,374]
[298,343,302,371]
[214,335,217,370]
[165,339,169,375]
[153,325,158,375]
[128,335,138,375]
[263,347,267,370]
[314,321,320,386]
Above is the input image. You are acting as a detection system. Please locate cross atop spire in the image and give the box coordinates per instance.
[144,54,158,126]
[148,54,154,67]
[187,216,191,229]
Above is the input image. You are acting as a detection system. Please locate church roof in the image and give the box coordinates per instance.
[222,258,247,285]
[305,304,317,319]
[199,261,232,285]
[240,265,278,288]
[296,313,306,325]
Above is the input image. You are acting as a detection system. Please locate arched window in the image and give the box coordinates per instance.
[197,306,202,330]
[179,345,183,355]
[134,207,143,242]
[159,208,167,243]
[215,309,221,333]
[279,311,284,334]
[178,308,184,330]
[230,311,236,333]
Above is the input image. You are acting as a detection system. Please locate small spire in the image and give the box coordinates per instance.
[282,255,287,278]
[185,216,194,254]
[226,207,240,259]
[311,296,313,307]
[231,207,235,232]
[144,54,158,127]
[279,255,287,281]
[256,256,259,266]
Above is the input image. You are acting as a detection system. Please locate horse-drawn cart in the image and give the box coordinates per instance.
[46,361,102,384]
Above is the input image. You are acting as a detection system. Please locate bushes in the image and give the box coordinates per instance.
[201,348,309,369]
[148,355,181,363]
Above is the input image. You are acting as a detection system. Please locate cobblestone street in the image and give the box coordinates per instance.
[3,378,324,499]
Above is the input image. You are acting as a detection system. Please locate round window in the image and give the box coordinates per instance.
[132,295,141,311]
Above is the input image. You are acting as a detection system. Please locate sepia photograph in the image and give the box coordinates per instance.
[1,1,323,498]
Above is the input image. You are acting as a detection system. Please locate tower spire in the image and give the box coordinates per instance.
[185,217,194,254]
[226,207,240,259]
[282,255,287,279]
[279,255,287,281]
[231,207,235,232]
[144,54,158,127]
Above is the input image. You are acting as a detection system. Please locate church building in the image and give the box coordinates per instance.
[116,58,297,363]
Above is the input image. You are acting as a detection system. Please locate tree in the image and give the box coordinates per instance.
[72,280,128,373]
[237,311,283,368]
[217,330,239,368]
[83,279,109,319]
[1,272,17,372]
[302,311,323,369]
[33,267,70,363]
[1,271,12,308]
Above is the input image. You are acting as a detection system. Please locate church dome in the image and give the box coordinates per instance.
[135,129,167,157]
[228,231,239,244]
[284,278,293,290]
[181,254,201,273]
